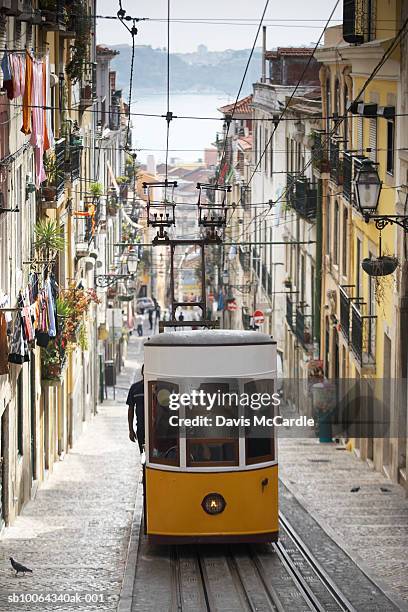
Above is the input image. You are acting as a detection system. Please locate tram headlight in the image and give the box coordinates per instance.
[201,493,226,515]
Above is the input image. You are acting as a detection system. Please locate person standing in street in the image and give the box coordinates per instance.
[148,308,154,330]
[127,365,145,453]
[135,312,144,337]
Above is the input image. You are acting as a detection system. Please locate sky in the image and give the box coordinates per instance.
[97,0,343,53]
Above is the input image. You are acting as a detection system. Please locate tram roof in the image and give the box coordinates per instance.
[145,330,275,346]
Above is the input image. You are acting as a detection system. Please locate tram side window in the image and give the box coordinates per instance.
[186,382,239,466]
[149,381,179,465]
[244,380,275,465]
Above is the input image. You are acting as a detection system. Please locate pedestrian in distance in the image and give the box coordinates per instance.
[148,308,154,330]
[135,312,144,337]
[127,365,145,453]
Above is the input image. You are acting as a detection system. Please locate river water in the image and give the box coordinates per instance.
[131,93,233,165]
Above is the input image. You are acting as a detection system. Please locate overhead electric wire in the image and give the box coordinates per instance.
[236,0,340,215]
[216,0,269,186]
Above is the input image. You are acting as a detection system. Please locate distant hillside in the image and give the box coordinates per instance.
[110,45,262,95]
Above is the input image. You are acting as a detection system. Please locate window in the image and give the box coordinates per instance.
[148,381,179,465]
[300,254,306,304]
[326,195,331,256]
[186,382,239,467]
[368,117,377,163]
[244,380,275,465]
[356,238,362,297]
[386,119,394,175]
[333,200,339,265]
[264,128,268,174]
[334,79,340,131]
[342,207,348,275]
[357,115,364,155]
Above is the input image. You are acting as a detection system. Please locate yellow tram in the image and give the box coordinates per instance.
[143,329,279,543]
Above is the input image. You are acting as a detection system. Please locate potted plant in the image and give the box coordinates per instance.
[34,220,65,261]
[42,155,63,202]
[89,182,103,198]
[362,256,399,277]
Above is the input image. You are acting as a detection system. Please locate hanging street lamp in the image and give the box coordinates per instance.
[355,158,408,231]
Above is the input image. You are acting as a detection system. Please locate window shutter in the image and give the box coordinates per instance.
[357,115,364,154]
[368,117,377,162]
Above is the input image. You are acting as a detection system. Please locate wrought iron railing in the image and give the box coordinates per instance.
[339,286,351,342]
[350,302,376,366]
[69,137,82,182]
[343,152,352,201]
[55,138,65,200]
[292,178,317,221]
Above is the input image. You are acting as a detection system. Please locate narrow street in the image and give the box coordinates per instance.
[0,337,143,612]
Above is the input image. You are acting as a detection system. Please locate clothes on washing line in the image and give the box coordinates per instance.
[1,50,14,100]
[21,50,33,135]
[0,312,9,375]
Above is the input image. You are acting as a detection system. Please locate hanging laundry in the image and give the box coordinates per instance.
[8,310,29,364]
[30,58,46,187]
[35,290,50,347]
[10,53,24,99]
[0,311,9,375]
[1,50,14,100]
[43,53,54,151]
[45,278,57,337]
[21,50,33,135]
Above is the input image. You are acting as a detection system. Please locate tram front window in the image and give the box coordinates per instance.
[149,381,179,465]
[244,380,275,465]
[186,382,239,466]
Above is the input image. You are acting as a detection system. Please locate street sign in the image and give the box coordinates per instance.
[227,301,238,311]
[253,309,264,324]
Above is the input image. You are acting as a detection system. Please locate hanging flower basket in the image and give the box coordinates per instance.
[361,256,398,277]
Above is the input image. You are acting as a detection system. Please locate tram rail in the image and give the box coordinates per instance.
[141,515,359,611]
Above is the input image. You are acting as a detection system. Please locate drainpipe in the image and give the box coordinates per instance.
[314,178,322,351]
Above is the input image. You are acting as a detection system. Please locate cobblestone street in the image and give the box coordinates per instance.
[279,437,408,606]
[0,337,143,612]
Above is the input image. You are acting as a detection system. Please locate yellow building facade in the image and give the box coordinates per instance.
[316,2,405,485]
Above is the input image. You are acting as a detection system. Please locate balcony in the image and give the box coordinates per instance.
[350,302,376,367]
[55,138,65,200]
[339,286,351,341]
[40,0,66,31]
[343,152,352,201]
[80,63,97,108]
[329,138,340,184]
[66,135,82,183]
[292,178,317,221]
[312,130,330,174]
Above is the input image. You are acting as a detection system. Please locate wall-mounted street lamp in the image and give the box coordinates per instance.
[355,159,408,231]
